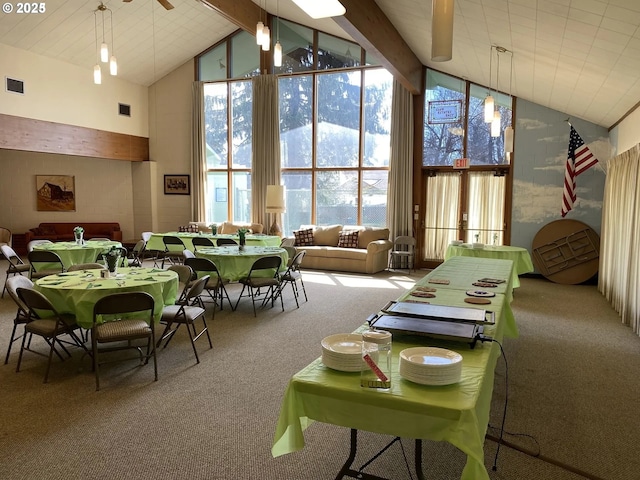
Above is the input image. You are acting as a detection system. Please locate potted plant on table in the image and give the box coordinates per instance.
[73,226,84,245]
[210,223,218,235]
[104,246,121,275]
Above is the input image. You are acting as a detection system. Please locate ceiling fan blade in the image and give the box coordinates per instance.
[122,0,133,3]
[157,0,174,10]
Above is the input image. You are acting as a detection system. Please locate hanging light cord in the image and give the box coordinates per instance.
[94,11,99,61]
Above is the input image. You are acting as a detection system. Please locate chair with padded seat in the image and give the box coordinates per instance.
[279,250,308,308]
[161,235,186,268]
[0,227,12,248]
[2,245,31,298]
[4,276,33,364]
[234,255,283,316]
[16,287,86,383]
[192,236,215,251]
[167,264,195,305]
[183,249,196,260]
[282,246,297,267]
[184,257,233,312]
[126,240,146,267]
[157,275,212,364]
[388,235,416,272]
[27,250,65,279]
[216,237,238,246]
[91,291,157,391]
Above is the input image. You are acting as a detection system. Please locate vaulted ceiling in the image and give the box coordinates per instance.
[1,0,639,129]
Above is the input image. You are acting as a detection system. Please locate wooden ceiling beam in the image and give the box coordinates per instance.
[333,0,423,94]
[199,0,264,34]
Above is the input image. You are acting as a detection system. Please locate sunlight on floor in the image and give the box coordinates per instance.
[299,271,418,290]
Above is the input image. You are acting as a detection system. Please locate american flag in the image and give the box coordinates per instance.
[561,126,599,217]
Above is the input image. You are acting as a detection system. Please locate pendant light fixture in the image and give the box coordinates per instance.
[490,47,503,138]
[93,9,102,84]
[431,0,454,62]
[274,0,282,67]
[503,48,514,154]
[484,45,494,123]
[93,2,117,84]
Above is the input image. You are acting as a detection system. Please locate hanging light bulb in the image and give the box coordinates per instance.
[261,26,270,51]
[504,125,514,152]
[94,64,102,84]
[484,95,494,123]
[100,42,108,63]
[491,110,501,137]
[274,41,282,67]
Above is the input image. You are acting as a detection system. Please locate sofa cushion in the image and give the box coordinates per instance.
[356,227,390,249]
[337,230,359,248]
[312,225,342,246]
[40,225,58,236]
[30,227,43,236]
[294,228,314,246]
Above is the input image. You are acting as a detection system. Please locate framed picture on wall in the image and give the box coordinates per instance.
[36,175,76,211]
[164,175,190,195]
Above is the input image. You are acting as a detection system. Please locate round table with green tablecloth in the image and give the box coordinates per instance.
[33,240,122,270]
[194,246,288,281]
[145,232,281,252]
[34,267,178,328]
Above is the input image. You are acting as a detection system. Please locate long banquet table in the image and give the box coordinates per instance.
[145,232,281,252]
[272,257,517,480]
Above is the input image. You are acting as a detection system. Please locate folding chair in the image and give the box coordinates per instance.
[279,250,308,308]
[184,257,233,311]
[4,276,33,364]
[234,256,283,316]
[161,236,186,268]
[192,236,215,251]
[27,250,65,279]
[2,245,31,298]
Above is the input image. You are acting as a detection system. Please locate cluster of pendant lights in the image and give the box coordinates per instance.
[93,2,117,85]
[484,45,514,153]
[256,0,283,67]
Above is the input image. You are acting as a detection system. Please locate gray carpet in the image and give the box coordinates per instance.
[0,260,638,479]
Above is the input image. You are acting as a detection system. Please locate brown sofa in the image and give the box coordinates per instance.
[292,224,392,274]
[25,222,123,243]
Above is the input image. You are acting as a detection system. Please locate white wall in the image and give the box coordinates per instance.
[0,44,148,137]
[610,107,640,156]
[148,59,194,233]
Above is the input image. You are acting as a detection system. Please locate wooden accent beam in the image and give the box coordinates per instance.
[0,114,149,162]
[200,0,263,34]
[333,0,423,94]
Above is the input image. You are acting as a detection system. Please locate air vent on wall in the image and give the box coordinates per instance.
[118,103,131,117]
[6,77,24,95]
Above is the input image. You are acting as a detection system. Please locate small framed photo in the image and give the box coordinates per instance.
[164,175,190,195]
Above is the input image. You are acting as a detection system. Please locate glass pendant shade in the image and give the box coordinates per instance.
[256,22,264,45]
[274,41,282,67]
[100,42,108,63]
[491,110,501,137]
[109,55,118,76]
[93,64,102,84]
[504,125,514,152]
[261,26,270,51]
[431,0,454,62]
[484,95,494,123]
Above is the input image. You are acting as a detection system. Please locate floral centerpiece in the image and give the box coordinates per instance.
[73,226,84,245]
[210,223,218,235]
[237,228,248,249]
[104,245,121,274]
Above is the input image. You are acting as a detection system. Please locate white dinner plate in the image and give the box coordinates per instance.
[399,347,462,367]
[321,334,362,355]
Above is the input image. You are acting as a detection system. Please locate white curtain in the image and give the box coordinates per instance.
[386,79,414,242]
[467,171,506,244]
[599,144,640,334]
[191,81,207,222]
[424,172,460,259]
[251,75,281,229]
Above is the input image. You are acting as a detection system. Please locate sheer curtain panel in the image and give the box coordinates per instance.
[599,144,640,335]
[386,80,414,242]
[251,75,281,229]
[191,81,207,222]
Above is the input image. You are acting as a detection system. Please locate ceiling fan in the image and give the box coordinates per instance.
[123,0,174,10]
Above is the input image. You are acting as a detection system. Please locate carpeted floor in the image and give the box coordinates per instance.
[0,260,638,480]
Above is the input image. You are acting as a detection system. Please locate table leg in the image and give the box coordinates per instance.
[334,429,426,480]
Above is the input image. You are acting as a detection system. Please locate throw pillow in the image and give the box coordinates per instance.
[40,225,57,236]
[337,230,359,248]
[294,228,314,246]
[30,227,43,235]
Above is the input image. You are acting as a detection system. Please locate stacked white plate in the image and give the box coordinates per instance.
[399,347,463,386]
[321,333,366,372]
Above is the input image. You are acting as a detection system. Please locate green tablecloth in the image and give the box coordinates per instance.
[146,232,281,252]
[194,246,288,282]
[33,240,121,270]
[34,267,178,328]
[444,245,534,288]
[272,257,517,480]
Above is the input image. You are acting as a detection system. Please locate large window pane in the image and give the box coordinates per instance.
[423,70,465,166]
[206,172,228,223]
[317,71,361,168]
[199,44,227,82]
[279,76,312,168]
[318,33,361,69]
[316,171,358,225]
[204,83,228,170]
[273,19,314,75]
[362,170,388,226]
[232,172,251,223]
[230,81,252,168]
[363,69,392,167]
[231,30,260,78]
[467,84,512,165]
[282,172,312,234]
